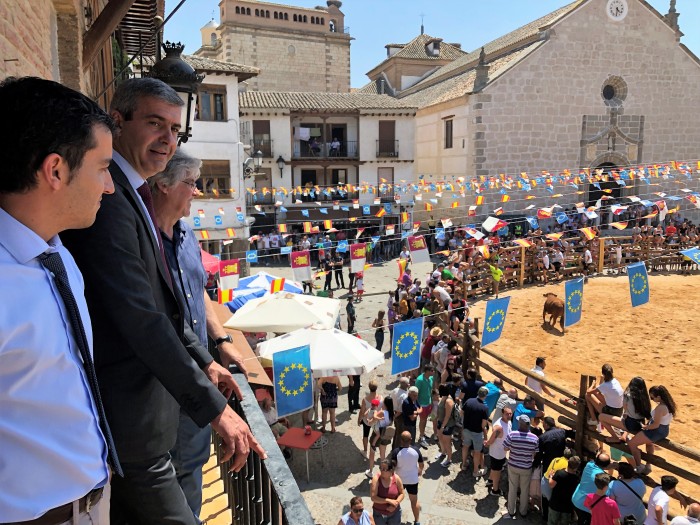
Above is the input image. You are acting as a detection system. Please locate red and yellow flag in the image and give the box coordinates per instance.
[425,203,433,211]
[324,219,333,230]
[609,222,628,230]
[501,194,510,203]
[376,208,386,218]
[546,233,563,241]
[513,239,532,248]
[579,227,597,240]
[475,195,484,206]
[278,223,288,233]
[397,259,407,280]
[226,228,236,238]
[451,202,459,209]
[303,221,312,233]
[199,230,210,240]
[270,277,285,294]
[400,212,409,223]
[218,289,233,304]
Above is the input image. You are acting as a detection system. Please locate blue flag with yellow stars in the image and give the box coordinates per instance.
[564,278,584,327]
[481,296,511,347]
[272,345,313,418]
[627,262,649,307]
[680,247,700,266]
[391,317,424,375]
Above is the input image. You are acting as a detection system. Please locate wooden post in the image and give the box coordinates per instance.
[518,246,526,288]
[575,374,589,457]
[597,236,606,274]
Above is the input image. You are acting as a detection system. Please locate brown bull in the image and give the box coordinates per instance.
[542,292,565,331]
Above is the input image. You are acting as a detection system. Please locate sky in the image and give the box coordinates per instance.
[164,0,700,89]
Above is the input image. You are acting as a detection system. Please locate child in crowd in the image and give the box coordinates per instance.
[354,272,364,302]
[585,473,621,525]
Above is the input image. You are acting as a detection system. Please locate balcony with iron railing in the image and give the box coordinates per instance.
[211,367,315,525]
[246,192,275,207]
[292,140,358,160]
[252,137,274,158]
[376,140,399,158]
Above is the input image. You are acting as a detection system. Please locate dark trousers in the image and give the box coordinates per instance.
[347,316,355,334]
[348,272,355,290]
[111,453,197,525]
[375,330,384,351]
[348,375,361,410]
[334,269,345,288]
[577,511,591,525]
[324,273,333,291]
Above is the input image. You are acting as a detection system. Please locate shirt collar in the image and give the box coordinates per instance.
[0,207,61,264]
[113,151,147,191]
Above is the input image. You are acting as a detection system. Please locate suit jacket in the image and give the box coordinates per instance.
[61,162,226,463]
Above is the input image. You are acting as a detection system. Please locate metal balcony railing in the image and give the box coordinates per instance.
[376,140,399,158]
[296,189,359,203]
[292,140,358,159]
[252,138,274,158]
[246,193,275,206]
[214,368,315,525]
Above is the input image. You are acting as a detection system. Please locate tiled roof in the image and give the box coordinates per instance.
[390,33,466,61]
[239,91,418,110]
[407,0,582,91]
[400,41,544,108]
[355,78,396,96]
[138,54,260,80]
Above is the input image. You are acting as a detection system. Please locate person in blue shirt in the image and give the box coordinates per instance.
[483,378,504,416]
[0,77,116,522]
[572,453,612,525]
[512,395,544,431]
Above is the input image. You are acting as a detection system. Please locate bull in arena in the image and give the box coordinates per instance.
[542,293,565,332]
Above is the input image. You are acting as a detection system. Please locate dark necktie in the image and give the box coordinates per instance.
[39,252,123,477]
[136,182,173,288]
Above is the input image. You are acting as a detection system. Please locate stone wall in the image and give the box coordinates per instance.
[222,27,350,92]
[0,1,56,80]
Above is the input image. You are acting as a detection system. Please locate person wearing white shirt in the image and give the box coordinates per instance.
[644,477,683,525]
[0,77,115,523]
[585,364,624,425]
[670,503,700,525]
[525,356,555,410]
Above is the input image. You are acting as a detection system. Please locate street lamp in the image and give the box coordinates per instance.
[276,155,285,177]
[148,41,204,145]
[255,150,263,170]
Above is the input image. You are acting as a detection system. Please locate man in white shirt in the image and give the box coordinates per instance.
[269,231,280,262]
[390,431,424,525]
[583,244,594,282]
[525,356,555,410]
[671,503,700,525]
[585,363,624,426]
[645,476,682,525]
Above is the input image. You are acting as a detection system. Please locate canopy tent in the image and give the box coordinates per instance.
[200,248,220,274]
[257,325,384,377]
[223,292,340,332]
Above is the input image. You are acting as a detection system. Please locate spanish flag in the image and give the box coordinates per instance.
[226,228,235,238]
[501,194,510,203]
[579,227,597,240]
[475,195,484,206]
[401,212,409,223]
[278,223,287,233]
[218,288,233,304]
[451,202,459,209]
[199,230,210,240]
[610,222,628,230]
[513,239,532,248]
[376,208,386,218]
[425,203,433,211]
[324,219,333,230]
[303,222,312,233]
[270,277,285,294]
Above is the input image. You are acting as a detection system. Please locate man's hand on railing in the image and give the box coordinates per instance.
[218,340,249,377]
[204,360,243,400]
[212,405,268,471]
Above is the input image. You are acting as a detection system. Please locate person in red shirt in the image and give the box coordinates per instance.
[585,473,621,525]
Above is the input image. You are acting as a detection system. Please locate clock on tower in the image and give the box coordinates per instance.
[606,0,628,21]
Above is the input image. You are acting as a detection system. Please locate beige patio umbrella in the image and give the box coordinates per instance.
[223,291,340,333]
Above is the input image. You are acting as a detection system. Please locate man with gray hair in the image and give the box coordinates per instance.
[461,386,490,478]
[62,78,265,524]
[150,149,248,523]
[670,503,700,525]
[391,376,410,448]
[503,414,540,519]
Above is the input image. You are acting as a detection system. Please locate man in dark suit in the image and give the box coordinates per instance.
[62,78,265,524]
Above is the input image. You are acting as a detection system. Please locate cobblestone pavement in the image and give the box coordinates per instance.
[251,259,542,525]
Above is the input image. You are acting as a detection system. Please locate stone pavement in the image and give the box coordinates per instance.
[244,258,542,525]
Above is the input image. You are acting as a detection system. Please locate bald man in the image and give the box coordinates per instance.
[670,503,699,525]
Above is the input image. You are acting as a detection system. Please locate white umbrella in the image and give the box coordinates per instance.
[223,291,340,332]
[257,325,385,377]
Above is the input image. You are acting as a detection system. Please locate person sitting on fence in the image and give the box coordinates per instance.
[598,376,651,445]
[626,385,677,475]
[585,364,625,430]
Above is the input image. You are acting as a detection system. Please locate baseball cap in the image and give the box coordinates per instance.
[517,414,531,424]
[371,398,380,406]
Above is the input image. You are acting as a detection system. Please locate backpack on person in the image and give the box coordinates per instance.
[452,401,463,428]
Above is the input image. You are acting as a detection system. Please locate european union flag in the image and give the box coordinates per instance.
[564,278,584,327]
[391,317,424,375]
[214,215,223,225]
[526,217,539,229]
[273,345,313,418]
[236,212,245,222]
[384,203,392,213]
[319,208,328,215]
[193,217,201,228]
[627,262,649,307]
[363,205,371,215]
[301,209,309,217]
[280,246,292,254]
[556,212,568,224]
[246,250,258,263]
[680,247,700,266]
[336,240,348,253]
[482,296,511,347]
